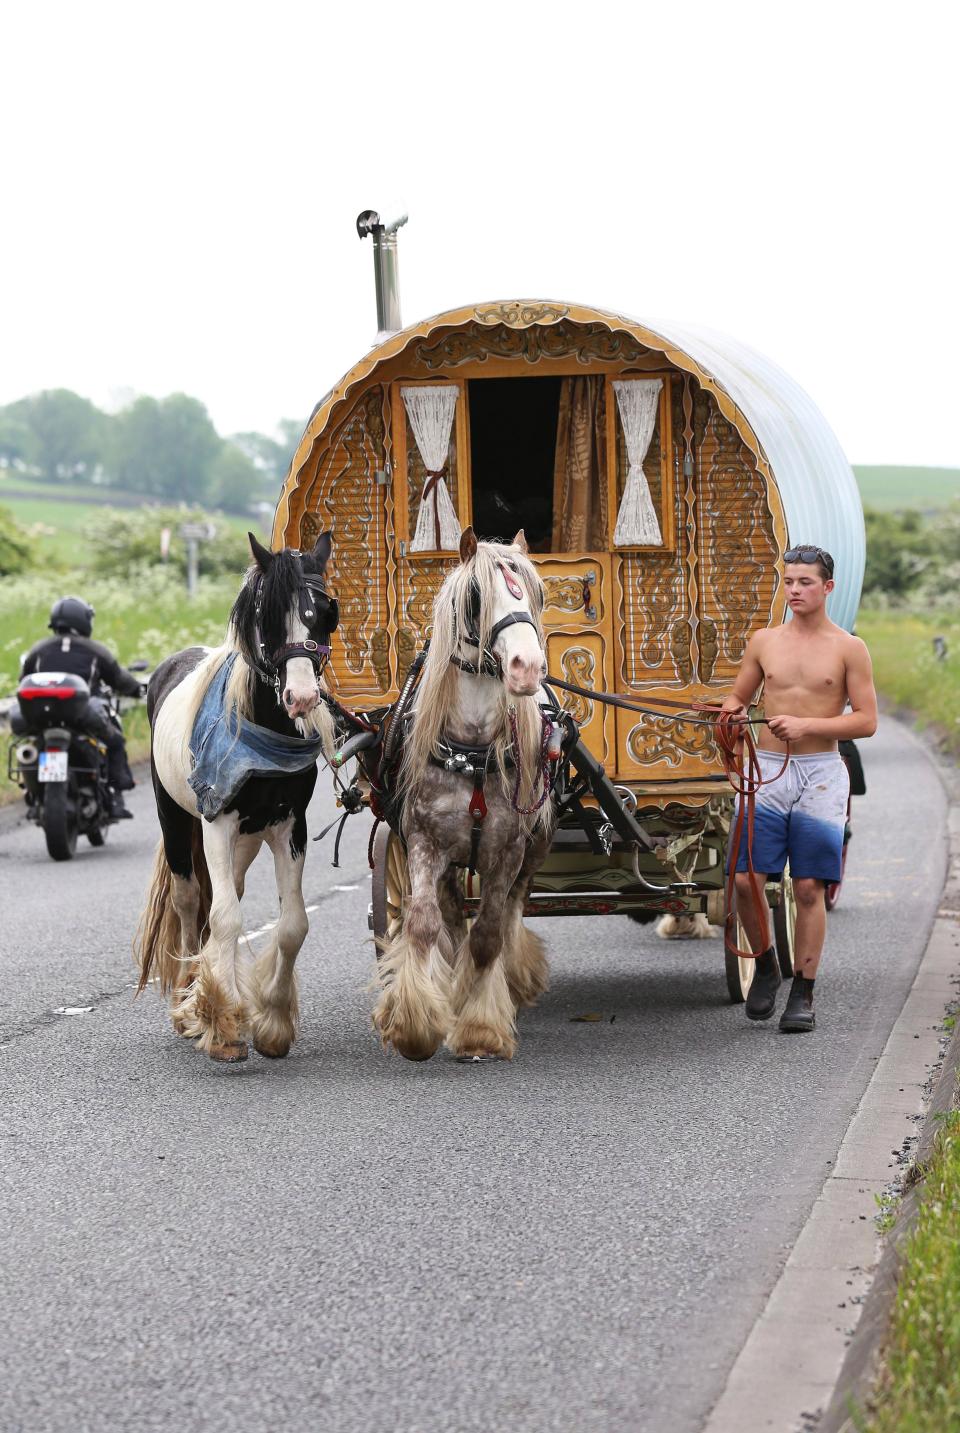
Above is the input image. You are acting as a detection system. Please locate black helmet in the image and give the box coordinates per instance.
[49,595,95,637]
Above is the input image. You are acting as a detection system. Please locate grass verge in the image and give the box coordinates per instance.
[859,1106,960,1432]
[856,608,960,759]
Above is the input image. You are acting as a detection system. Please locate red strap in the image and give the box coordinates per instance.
[469,774,488,822]
[698,707,790,960]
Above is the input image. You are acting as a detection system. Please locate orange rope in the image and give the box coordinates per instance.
[697,707,790,960]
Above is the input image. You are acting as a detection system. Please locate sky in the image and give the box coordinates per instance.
[3,0,958,466]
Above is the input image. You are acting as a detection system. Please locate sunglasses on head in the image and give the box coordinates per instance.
[784,545,834,576]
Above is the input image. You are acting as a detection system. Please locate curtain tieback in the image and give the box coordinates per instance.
[421,467,448,550]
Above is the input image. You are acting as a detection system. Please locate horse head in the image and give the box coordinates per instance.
[455,527,546,698]
[236,531,339,719]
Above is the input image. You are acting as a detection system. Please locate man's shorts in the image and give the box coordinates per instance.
[728,750,850,884]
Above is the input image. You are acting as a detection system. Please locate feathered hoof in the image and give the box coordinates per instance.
[373,1019,443,1063]
[253,1035,292,1060]
[447,1021,516,1062]
[209,1040,249,1064]
[371,976,449,1062]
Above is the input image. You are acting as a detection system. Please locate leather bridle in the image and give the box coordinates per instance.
[450,563,544,679]
[252,573,339,699]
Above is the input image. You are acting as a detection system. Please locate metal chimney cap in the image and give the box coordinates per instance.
[356,209,408,239]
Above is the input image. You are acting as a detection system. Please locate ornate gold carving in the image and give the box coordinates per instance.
[396,627,417,685]
[543,576,587,614]
[698,411,777,667]
[314,388,384,675]
[300,511,322,547]
[401,557,457,642]
[369,627,391,693]
[558,647,596,725]
[415,320,653,371]
[474,302,569,327]
[626,717,718,769]
[699,617,719,683]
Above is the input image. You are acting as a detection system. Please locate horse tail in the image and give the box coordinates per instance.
[134,823,213,994]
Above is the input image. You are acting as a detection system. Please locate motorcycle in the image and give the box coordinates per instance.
[8,664,147,861]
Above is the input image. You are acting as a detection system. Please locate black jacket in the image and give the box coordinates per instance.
[20,635,142,700]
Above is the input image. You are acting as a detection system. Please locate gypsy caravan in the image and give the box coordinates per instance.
[273,228,865,1001]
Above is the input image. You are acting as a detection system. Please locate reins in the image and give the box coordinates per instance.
[544,671,791,959]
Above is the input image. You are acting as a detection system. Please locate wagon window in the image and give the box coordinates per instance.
[468,377,561,551]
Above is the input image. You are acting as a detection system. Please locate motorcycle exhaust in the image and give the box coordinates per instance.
[17,742,39,768]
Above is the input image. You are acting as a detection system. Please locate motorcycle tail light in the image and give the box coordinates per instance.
[18,686,75,700]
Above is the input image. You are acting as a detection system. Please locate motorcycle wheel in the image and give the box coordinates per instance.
[42,782,78,861]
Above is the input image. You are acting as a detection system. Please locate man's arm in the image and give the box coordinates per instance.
[767,638,878,742]
[98,648,144,699]
[720,631,765,716]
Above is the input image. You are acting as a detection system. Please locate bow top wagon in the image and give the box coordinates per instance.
[272,292,866,997]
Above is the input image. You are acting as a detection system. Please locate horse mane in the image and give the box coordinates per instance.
[401,538,550,832]
[175,553,335,768]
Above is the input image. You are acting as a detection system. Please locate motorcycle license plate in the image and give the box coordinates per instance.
[39,751,68,783]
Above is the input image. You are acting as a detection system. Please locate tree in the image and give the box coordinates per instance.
[107,394,221,501]
[227,417,305,484]
[0,410,33,469]
[862,508,934,598]
[208,444,265,513]
[5,389,105,482]
[0,504,33,575]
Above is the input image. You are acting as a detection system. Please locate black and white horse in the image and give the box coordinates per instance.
[136,533,337,1063]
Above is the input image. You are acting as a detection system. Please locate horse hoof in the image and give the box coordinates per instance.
[209,1040,248,1064]
[455,1051,501,1063]
[253,1040,291,1060]
[391,1034,441,1062]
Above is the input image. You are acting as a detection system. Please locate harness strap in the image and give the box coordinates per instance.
[468,766,488,876]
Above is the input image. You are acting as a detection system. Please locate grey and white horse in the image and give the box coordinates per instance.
[372,528,557,1062]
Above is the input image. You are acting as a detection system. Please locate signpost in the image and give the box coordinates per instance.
[179,522,217,598]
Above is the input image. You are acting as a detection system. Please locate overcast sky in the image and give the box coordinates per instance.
[3,1,957,466]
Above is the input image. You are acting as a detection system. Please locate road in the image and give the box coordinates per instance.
[0,716,947,1433]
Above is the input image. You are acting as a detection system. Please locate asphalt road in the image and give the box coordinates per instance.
[0,716,947,1433]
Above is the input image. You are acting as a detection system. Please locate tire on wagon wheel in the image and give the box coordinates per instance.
[724,869,796,1002]
[824,799,852,911]
[370,824,409,950]
[723,887,755,1004]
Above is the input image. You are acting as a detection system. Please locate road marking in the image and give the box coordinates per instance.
[239,876,362,946]
[53,1006,93,1016]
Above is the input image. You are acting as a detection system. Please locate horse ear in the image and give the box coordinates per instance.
[311,530,333,565]
[459,526,478,562]
[512,528,529,554]
[248,532,274,572]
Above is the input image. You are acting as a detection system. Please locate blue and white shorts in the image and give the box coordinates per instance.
[728,750,850,884]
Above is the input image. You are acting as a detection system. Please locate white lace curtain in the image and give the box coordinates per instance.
[402,385,461,552]
[612,378,663,546]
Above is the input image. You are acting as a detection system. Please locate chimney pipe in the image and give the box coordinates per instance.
[356,209,408,342]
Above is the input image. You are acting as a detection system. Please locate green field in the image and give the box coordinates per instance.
[854,466,960,513]
[855,608,960,757]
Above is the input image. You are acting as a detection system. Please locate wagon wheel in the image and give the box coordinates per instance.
[824,800,853,912]
[370,825,408,949]
[724,872,796,1002]
[772,869,797,978]
[723,888,755,1004]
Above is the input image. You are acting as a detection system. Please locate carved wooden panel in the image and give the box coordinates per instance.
[301,386,393,696]
[535,554,610,630]
[614,693,722,780]
[396,556,458,674]
[545,631,611,764]
[415,320,656,371]
[617,462,693,689]
[696,410,778,685]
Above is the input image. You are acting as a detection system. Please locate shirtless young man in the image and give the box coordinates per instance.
[721,545,878,1032]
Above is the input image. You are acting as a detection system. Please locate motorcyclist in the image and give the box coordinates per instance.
[19,596,144,819]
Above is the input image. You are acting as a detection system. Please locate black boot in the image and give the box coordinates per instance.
[779,975,815,1033]
[745,947,781,1021]
[110,790,134,820]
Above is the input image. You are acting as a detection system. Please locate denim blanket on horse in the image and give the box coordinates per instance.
[188,654,325,820]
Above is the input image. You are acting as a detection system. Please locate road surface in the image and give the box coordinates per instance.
[0,716,946,1432]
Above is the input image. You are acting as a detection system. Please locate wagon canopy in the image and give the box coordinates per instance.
[273,301,864,780]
